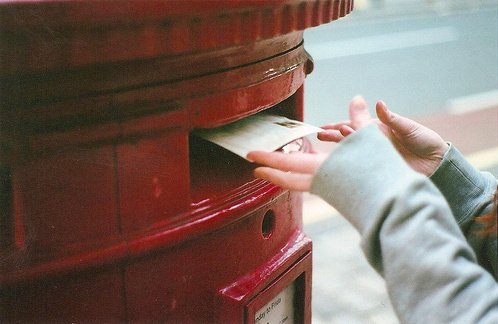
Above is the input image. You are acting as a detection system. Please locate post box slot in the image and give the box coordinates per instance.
[189,94,300,204]
[189,136,255,203]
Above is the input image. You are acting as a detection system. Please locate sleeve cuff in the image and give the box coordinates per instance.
[430,144,497,225]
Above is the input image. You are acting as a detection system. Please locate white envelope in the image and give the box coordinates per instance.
[194,114,322,160]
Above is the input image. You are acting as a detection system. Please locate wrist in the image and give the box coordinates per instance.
[426,142,450,177]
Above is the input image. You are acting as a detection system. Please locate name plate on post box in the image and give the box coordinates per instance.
[255,282,295,324]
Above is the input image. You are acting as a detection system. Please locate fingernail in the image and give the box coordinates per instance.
[351,95,364,105]
[350,97,367,112]
[377,100,388,113]
[339,125,354,136]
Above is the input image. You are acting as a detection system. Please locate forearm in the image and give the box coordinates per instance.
[430,144,497,277]
[310,125,498,323]
[430,144,496,226]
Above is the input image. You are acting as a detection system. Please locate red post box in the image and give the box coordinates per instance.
[0,1,353,322]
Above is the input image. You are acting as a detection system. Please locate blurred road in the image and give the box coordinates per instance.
[303,3,498,125]
[301,1,498,323]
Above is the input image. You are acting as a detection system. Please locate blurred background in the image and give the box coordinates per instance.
[301,0,498,323]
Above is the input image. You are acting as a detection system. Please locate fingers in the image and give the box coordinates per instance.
[253,167,313,192]
[318,120,352,142]
[247,150,325,191]
[349,96,372,129]
[320,95,372,133]
[375,101,419,136]
[375,100,390,124]
[317,96,369,141]
[246,151,324,174]
[317,124,356,142]
[339,125,355,137]
[321,120,352,130]
[317,130,343,142]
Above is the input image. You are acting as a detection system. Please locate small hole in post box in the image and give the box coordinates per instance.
[261,210,275,239]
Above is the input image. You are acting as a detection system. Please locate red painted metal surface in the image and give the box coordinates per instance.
[0,0,353,322]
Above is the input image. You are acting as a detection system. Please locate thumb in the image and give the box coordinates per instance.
[376,101,418,136]
[349,95,372,129]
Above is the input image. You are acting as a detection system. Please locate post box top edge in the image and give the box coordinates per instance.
[0,0,353,31]
[1,0,353,77]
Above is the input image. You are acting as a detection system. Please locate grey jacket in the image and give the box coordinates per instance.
[310,125,497,323]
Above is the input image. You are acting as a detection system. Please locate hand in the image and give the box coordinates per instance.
[317,95,374,141]
[375,100,448,175]
[246,151,327,192]
[320,96,449,176]
[246,98,380,191]
[247,97,449,191]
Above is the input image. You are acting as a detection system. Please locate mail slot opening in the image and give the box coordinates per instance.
[189,135,255,204]
[189,93,306,204]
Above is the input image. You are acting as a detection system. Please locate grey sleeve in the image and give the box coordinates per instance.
[310,125,498,323]
[430,144,497,277]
